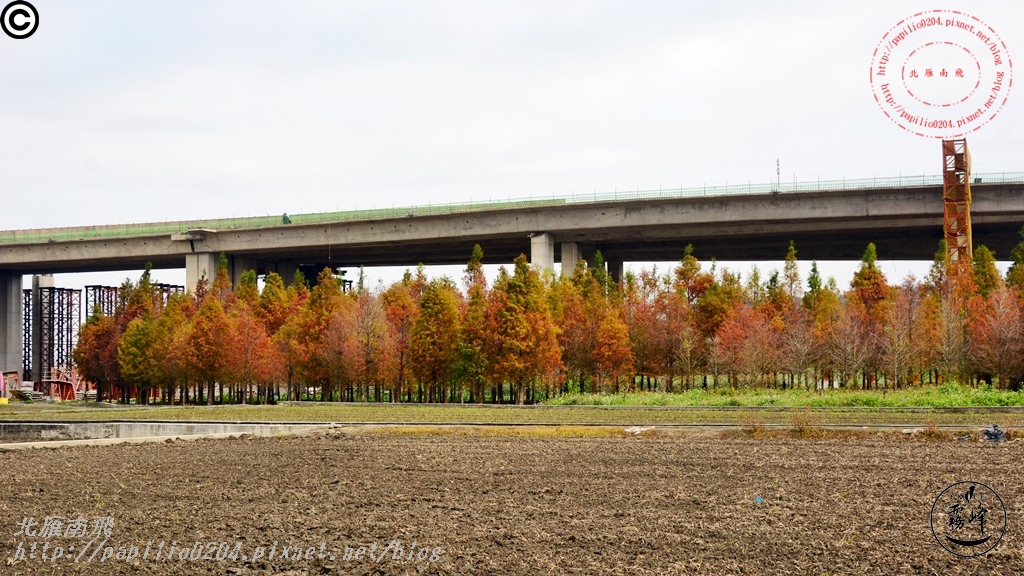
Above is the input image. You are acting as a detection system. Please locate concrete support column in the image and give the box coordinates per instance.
[267,262,299,286]
[32,274,53,382]
[530,233,555,272]
[0,272,23,376]
[560,242,581,276]
[606,258,624,285]
[230,256,259,287]
[185,253,219,293]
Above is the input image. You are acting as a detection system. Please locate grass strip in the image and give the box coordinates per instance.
[2,403,1023,427]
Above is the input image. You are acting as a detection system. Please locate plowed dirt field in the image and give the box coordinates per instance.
[2,431,1022,575]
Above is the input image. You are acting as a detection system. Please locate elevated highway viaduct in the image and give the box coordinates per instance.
[2,175,1023,374]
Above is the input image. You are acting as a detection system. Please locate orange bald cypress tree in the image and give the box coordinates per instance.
[74,312,117,403]
[381,276,419,402]
[458,245,490,402]
[301,268,346,401]
[969,287,1024,389]
[185,296,230,404]
[486,255,561,404]
[593,310,634,393]
[411,278,462,403]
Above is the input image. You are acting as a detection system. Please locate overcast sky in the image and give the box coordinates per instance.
[1,1,1021,288]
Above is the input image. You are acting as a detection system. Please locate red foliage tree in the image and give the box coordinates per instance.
[969,287,1024,389]
[593,311,635,392]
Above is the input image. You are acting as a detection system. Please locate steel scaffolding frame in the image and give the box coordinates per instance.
[84,285,120,318]
[84,284,184,319]
[942,139,972,263]
[23,287,81,381]
[154,283,185,305]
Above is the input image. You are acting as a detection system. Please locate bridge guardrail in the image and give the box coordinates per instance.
[3,172,1024,245]
[562,172,1024,203]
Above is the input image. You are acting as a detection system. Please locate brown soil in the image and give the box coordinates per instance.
[2,431,1022,575]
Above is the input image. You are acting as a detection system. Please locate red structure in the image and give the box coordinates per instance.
[942,139,972,263]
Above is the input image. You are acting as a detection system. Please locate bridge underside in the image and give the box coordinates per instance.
[381,218,1013,265]
[170,218,1019,270]
[2,215,1019,276]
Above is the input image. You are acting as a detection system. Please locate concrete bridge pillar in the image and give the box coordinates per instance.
[0,272,23,376]
[264,262,299,286]
[560,242,581,276]
[530,233,555,272]
[230,256,259,287]
[606,257,624,285]
[185,253,219,293]
[31,274,54,381]
[582,249,623,284]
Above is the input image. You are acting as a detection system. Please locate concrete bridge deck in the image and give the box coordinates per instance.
[2,173,1024,277]
[2,172,1024,375]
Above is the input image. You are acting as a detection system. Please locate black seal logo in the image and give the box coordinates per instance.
[930,481,1006,557]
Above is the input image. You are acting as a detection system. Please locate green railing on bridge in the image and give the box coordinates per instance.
[3,172,1024,246]
[565,172,1024,203]
[0,198,567,246]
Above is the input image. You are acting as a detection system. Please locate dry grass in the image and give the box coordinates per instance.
[355,425,632,439]
[362,423,984,443]
[722,427,860,441]
[920,418,952,441]
[739,413,768,437]
[5,401,1024,428]
[790,409,823,438]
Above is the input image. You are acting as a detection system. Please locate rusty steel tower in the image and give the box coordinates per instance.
[942,139,972,263]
